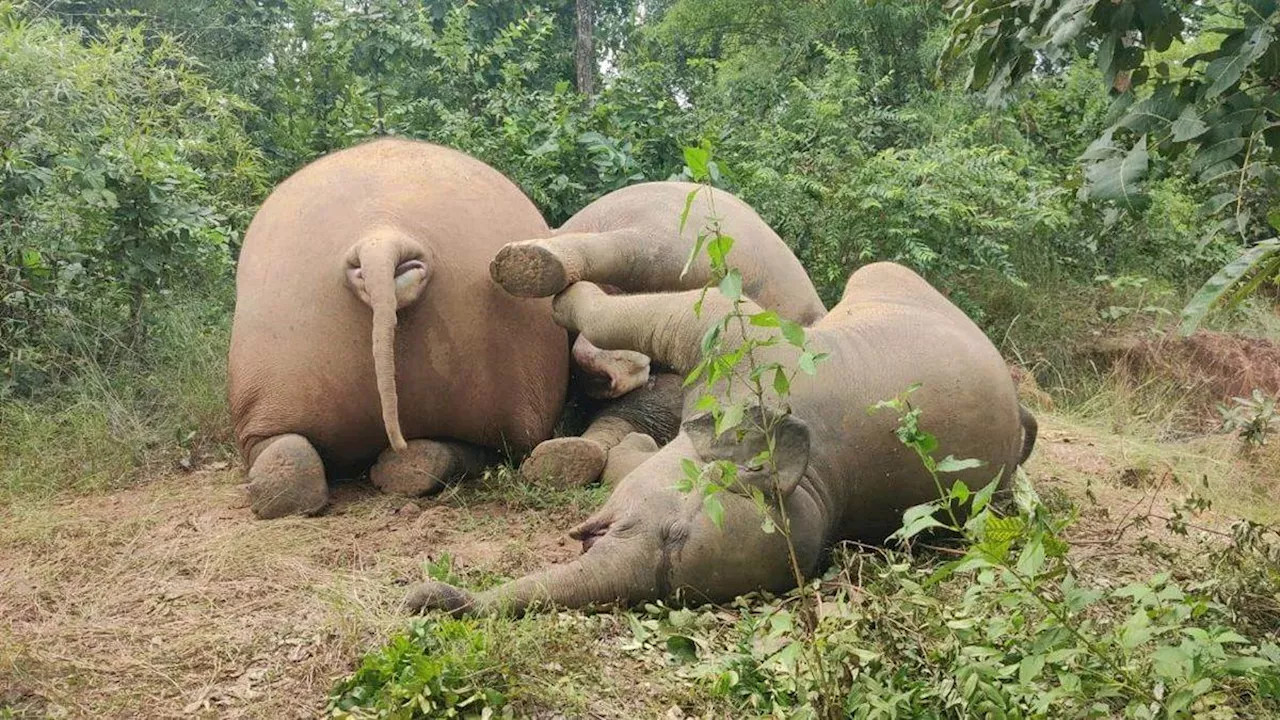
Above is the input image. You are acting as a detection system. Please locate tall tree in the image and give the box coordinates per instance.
[943,0,1280,331]
[575,0,596,95]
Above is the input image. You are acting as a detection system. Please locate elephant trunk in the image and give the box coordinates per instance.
[410,540,654,617]
[477,542,653,615]
[346,232,432,452]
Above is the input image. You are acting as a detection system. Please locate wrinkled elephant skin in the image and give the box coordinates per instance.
[229,138,568,517]
[406,262,1039,615]
[492,182,827,487]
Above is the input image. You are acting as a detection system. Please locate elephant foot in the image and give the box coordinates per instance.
[519,437,607,488]
[602,432,659,487]
[573,334,650,400]
[403,580,474,616]
[371,439,489,497]
[490,240,579,298]
[247,434,328,519]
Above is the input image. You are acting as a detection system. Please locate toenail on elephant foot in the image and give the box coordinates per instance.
[247,434,328,519]
[520,437,607,488]
[403,581,474,616]
[489,241,576,298]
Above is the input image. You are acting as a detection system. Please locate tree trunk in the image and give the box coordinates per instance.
[575,0,596,97]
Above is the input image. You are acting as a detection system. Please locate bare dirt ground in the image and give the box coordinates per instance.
[1,413,1276,719]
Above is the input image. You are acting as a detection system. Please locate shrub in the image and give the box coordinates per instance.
[0,4,264,397]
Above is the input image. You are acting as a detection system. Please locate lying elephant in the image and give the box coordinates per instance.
[406,262,1038,615]
[491,181,827,487]
[229,138,578,518]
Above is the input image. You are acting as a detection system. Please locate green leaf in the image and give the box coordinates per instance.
[937,456,985,473]
[681,458,700,483]
[1151,646,1192,681]
[749,310,780,327]
[1179,239,1280,334]
[682,145,710,181]
[1118,85,1183,135]
[892,502,946,541]
[772,368,790,396]
[1224,656,1272,674]
[1170,105,1209,142]
[949,480,971,504]
[1268,207,1280,233]
[707,234,734,267]
[694,394,719,414]
[971,478,1002,515]
[1016,536,1046,577]
[700,322,723,355]
[985,515,1026,543]
[1083,135,1149,211]
[683,359,708,387]
[666,635,698,663]
[1018,654,1046,684]
[716,403,744,437]
[1203,26,1273,100]
[797,351,818,376]
[680,227,707,279]
[718,269,742,302]
[702,493,725,530]
[779,319,805,347]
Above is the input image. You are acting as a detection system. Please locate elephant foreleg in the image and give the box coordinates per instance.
[370,439,491,497]
[246,434,329,519]
[553,283,773,376]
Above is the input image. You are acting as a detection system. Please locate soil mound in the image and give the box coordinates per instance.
[1095,330,1280,415]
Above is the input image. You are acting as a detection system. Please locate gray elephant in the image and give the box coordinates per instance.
[406,262,1038,614]
[229,138,577,518]
[490,181,827,488]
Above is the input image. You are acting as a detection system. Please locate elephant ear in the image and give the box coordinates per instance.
[683,405,810,499]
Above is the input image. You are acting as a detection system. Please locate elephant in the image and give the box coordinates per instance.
[228,138,575,518]
[405,261,1039,615]
[489,181,827,488]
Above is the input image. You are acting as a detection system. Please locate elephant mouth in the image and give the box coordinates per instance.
[569,518,611,554]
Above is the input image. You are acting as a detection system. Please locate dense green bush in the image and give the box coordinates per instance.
[0,4,263,396]
[3,0,1274,482]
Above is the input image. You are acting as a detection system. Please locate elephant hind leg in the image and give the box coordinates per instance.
[247,434,329,519]
[370,438,491,497]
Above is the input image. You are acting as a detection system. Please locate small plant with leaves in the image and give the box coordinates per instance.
[673,140,840,717]
[869,388,1280,718]
[1217,388,1278,448]
[328,618,510,719]
[1093,274,1173,324]
[625,388,1279,718]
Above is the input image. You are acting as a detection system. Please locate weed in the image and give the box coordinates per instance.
[0,301,234,500]
[328,618,511,719]
[1218,389,1278,448]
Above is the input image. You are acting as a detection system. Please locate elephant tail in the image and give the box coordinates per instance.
[345,231,432,452]
[1018,405,1039,466]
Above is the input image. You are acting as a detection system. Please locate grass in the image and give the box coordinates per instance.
[2,281,1278,717]
[0,302,234,500]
